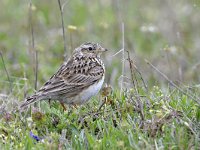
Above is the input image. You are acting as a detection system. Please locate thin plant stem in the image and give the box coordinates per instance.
[29,0,39,109]
[145,59,200,105]
[120,22,125,97]
[0,51,12,92]
[58,0,67,60]
[29,0,38,91]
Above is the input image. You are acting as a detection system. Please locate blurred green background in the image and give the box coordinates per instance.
[0,0,200,95]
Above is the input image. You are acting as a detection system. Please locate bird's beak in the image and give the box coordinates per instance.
[100,47,108,52]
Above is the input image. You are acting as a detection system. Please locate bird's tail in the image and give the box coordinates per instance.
[20,95,40,109]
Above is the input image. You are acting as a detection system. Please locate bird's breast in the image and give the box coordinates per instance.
[72,75,105,104]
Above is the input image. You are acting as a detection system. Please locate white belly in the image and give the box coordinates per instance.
[72,76,104,104]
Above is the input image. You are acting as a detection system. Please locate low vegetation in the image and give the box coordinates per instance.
[0,0,200,149]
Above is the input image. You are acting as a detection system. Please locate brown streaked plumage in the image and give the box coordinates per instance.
[20,42,107,109]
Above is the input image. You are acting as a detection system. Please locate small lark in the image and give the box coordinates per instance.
[20,42,107,109]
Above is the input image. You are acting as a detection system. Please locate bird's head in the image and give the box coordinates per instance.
[74,42,108,57]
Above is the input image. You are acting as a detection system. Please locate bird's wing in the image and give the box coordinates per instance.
[36,56,104,99]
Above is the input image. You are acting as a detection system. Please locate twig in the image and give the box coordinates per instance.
[58,0,67,60]
[126,50,137,92]
[126,43,146,121]
[134,66,148,92]
[127,51,148,92]
[0,51,12,92]
[145,59,200,105]
[120,22,125,97]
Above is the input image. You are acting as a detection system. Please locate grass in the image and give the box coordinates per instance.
[0,0,200,149]
[0,86,200,149]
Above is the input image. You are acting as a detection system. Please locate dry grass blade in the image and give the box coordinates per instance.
[28,0,39,110]
[57,0,68,60]
[29,0,38,91]
[120,22,125,97]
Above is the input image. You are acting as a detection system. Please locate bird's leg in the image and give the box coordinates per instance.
[48,99,52,108]
[97,97,107,111]
[60,102,67,111]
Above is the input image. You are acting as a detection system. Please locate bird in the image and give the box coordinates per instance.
[20,42,107,109]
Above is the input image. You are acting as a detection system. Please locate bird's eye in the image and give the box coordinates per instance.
[88,47,93,51]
